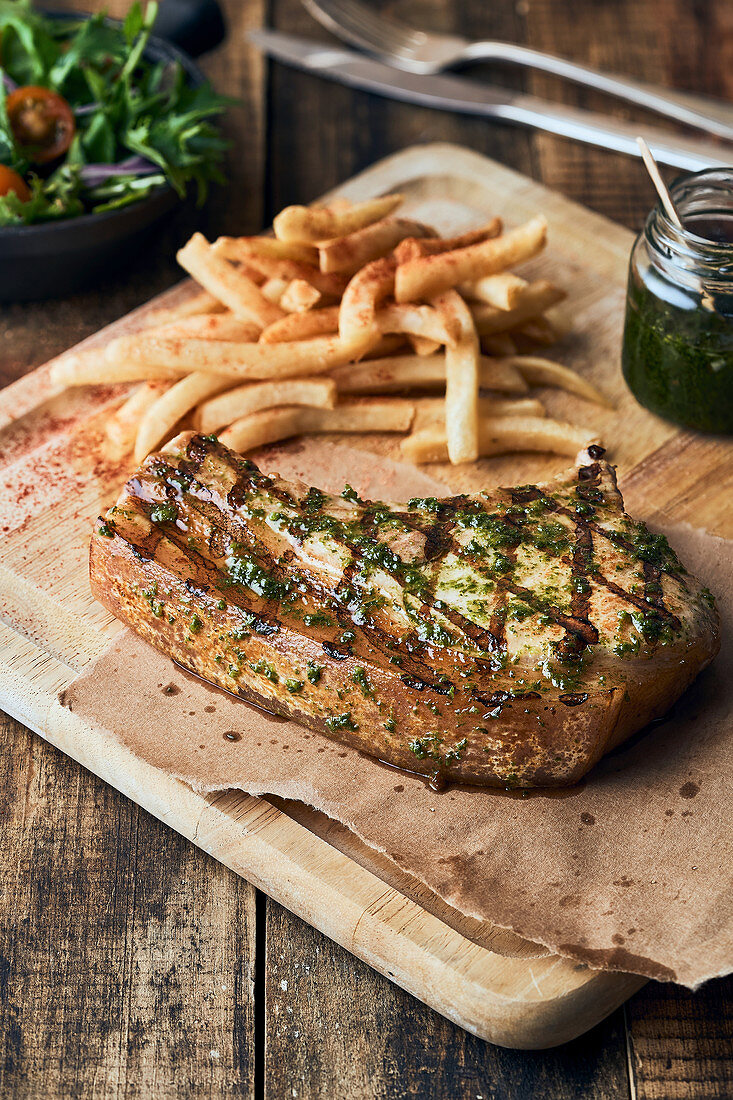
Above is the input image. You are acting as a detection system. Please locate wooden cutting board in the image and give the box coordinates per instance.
[2,143,731,1049]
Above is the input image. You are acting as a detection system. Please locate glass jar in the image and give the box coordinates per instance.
[622,167,733,434]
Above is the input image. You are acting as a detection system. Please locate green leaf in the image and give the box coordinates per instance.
[86,171,167,212]
[0,76,19,168]
[118,1,157,84]
[123,1,144,45]
[0,0,59,84]
[81,110,117,163]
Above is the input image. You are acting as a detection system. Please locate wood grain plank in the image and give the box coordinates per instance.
[626,979,733,1100]
[264,901,630,1100]
[199,0,268,237]
[0,713,257,1099]
[523,0,715,231]
[621,431,733,539]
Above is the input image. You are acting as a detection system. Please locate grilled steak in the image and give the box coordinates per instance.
[90,432,720,788]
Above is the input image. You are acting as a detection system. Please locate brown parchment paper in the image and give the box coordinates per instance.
[62,445,733,988]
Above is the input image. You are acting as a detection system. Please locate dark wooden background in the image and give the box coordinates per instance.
[2,1,732,1096]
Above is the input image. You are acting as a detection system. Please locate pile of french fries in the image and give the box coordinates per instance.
[51,193,611,466]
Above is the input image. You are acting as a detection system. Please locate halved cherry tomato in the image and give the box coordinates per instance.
[0,164,31,202]
[6,86,75,165]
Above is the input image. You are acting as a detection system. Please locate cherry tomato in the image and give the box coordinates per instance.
[0,164,31,202]
[6,86,76,164]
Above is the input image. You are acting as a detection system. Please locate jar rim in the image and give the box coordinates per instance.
[647,167,733,251]
[644,167,733,287]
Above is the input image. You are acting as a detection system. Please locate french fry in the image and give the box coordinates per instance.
[225,250,349,298]
[273,194,403,243]
[145,313,262,342]
[106,381,171,447]
[431,290,480,464]
[279,278,323,313]
[339,256,396,354]
[260,306,339,344]
[260,301,459,347]
[219,398,414,452]
[483,397,546,419]
[362,335,407,359]
[260,277,290,305]
[50,351,183,387]
[134,372,233,462]
[330,353,528,396]
[395,216,547,303]
[401,417,599,464]
[143,290,226,328]
[214,235,319,266]
[177,233,284,328]
[505,356,613,407]
[459,272,529,310]
[319,217,436,275]
[393,220,502,264]
[104,333,367,381]
[195,377,337,435]
[470,282,566,336]
[413,395,547,428]
[408,335,441,356]
[376,302,459,346]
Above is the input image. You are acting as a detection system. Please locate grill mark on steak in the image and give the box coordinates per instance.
[488,543,517,653]
[501,467,684,584]
[423,520,454,562]
[554,467,599,662]
[333,559,460,692]
[149,462,426,674]
[501,579,600,646]
[488,604,508,649]
[390,498,508,656]
[508,485,543,504]
[110,515,287,636]
[129,465,333,641]
[639,560,680,639]
[548,499,684,582]
[643,559,665,610]
[594,571,681,629]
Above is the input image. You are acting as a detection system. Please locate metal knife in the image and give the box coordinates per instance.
[249,29,732,173]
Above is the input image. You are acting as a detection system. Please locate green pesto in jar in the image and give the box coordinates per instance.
[622,168,733,435]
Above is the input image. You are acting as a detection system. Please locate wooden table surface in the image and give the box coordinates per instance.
[2,1,732,1096]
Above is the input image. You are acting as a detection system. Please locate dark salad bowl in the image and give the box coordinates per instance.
[0,1,226,302]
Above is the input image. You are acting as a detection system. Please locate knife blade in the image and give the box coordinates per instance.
[249,29,731,174]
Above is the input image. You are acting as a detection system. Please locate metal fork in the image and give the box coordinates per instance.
[302,0,733,143]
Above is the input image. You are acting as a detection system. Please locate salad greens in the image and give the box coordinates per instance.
[0,0,232,225]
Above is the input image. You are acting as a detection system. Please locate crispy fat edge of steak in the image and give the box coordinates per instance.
[89,433,720,788]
